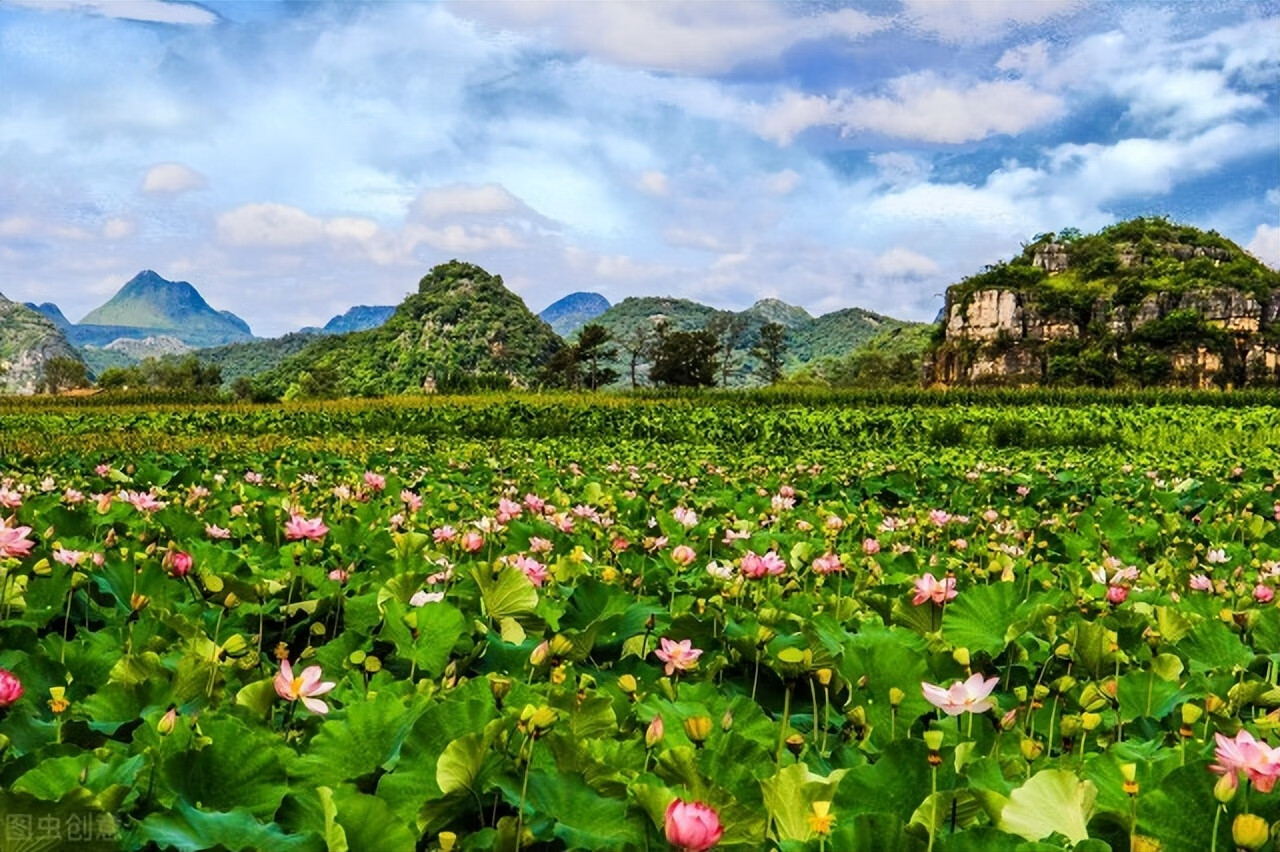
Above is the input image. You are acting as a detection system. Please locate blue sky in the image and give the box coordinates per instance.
[0,0,1276,336]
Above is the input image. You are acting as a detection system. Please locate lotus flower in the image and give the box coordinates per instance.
[0,524,34,560]
[664,799,723,852]
[274,659,336,715]
[0,668,23,707]
[740,550,786,579]
[363,471,385,491]
[284,514,328,542]
[654,638,702,676]
[671,545,697,566]
[912,573,957,606]
[921,673,1000,716]
[1212,730,1280,793]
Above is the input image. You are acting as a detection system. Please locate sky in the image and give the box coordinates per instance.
[0,0,1277,337]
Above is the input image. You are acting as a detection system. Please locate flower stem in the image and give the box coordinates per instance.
[516,736,534,852]
[926,764,938,852]
[776,683,792,763]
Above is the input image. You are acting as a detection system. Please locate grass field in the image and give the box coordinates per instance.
[0,391,1278,851]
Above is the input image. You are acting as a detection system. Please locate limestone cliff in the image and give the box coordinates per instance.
[0,293,86,394]
[926,218,1280,388]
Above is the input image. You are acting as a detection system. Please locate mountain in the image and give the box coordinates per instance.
[793,324,934,387]
[586,295,923,386]
[927,217,1280,388]
[254,260,563,396]
[539,292,611,336]
[0,293,85,394]
[300,305,397,335]
[25,302,72,330]
[198,331,321,386]
[76,270,254,348]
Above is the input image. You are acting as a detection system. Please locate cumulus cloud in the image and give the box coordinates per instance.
[411,184,524,220]
[901,0,1084,43]
[3,0,218,25]
[216,203,325,248]
[637,171,669,197]
[454,1,890,74]
[102,217,134,240]
[142,163,207,196]
[1247,224,1280,269]
[747,74,1064,145]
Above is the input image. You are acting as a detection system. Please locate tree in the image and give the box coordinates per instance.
[649,328,718,387]
[41,356,89,393]
[615,324,657,388]
[575,323,619,390]
[706,313,748,387]
[750,322,787,385]
[539,345,582,390]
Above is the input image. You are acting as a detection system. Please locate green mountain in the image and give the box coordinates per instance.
[928,216,1280,387]
[539,292,611,336]
[198,331,321,387]
[585,295,923,386]
[255,261,563,396]
[793,324,934,387]
[0,293,85,394]
[24,302,72,330]
[77,270,254,348]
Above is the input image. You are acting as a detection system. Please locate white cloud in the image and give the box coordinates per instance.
[411,184,523,220]
[996,41,1052,75]
[746,74,1063,145]
[141,163,207,196]
[876,247,940,278]
[216,203,325,248]
[901,0,1083,43]
[2,0,218,25]
[764,170,801,196]
[1246,224,1280,269]
[101,217,134,240]
[453,1,890,74]
[637,171,669,197]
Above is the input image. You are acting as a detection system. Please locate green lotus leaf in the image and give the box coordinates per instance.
[997,769,1097,844]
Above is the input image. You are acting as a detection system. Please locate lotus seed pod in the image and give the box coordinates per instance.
[1059,715,1081,738]
[952,647,970,667]
[923,730,945,751]
[683,715,712,744]
[549,635,574,657]
[1180,703,1203,726]
[1020,738,1044,762]
[889,687,905,708]
[1081,712,1102,731]
[617,674,638,696]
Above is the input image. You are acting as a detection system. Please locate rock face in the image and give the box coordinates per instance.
[0,293,85,394]
[927,220,1280,388]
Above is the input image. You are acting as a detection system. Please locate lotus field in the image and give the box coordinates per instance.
[1,395,1280,852]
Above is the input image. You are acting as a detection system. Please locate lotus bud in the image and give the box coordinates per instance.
[617,674,638,696]
[683,715,712,745]
[1232,813,1269,851]
[0,733,9,754]
[529,641,550,666]
[1081,712,1102,731]
[889,687,905,709]
[646,716,664,749]
[1000,707,1019,731]
[1120,763,1138,796]
[1020,738,1043,762]
[489,676,511,706]
[130,592,150,613]
[721,709,734,731]
[157,706,178,735]
[952,647,970,668]
[549,635,574,658]
[1214,770,1238,803]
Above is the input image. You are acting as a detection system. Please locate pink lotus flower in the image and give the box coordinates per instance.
[1106,585,1129,605]
[671,545,697,566]
[1206,548,1230,565]
[63,488,84,505]
[921,673,1000,716]
[740,550,786,579]
[410,589,444,606]
[273,659,336,715]
[673,506,698,528]
[1256,584,1275,604]
[862,538,881,555]
[654,638,702,676]
[528,536,553,554]
[433,525,457,544]
[1189,574,1213,591]
[244,471,264,485]
[928,509,952,526]
[664,799,723,852]
[124,490,167,513]
[0,668,23,707]
[53,548,84,567]
[912,573,956,606]
[0,525,35,560]
[515,555,548,587]
[94,463,112,476]
[460,531,484,553]
[284,514,329,542]
[1212,730,1280,793]
[205,523,231,540]
[168,551,193,578]
[524,493,546,514]
[0,487,22,509]
[328,568,349,584]
[401,490,423,513]
[825,515,846,532]
[496,498,523,523]
[812,553,844,575]
[363,471,385,492]
[1016,486,1031,497]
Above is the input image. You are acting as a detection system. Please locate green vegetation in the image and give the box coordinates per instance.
[794,324,933,388]
[77,270,254,347]
[0,395,1277,851]
[255,261,563,397]
[0,295,84,394]
[96,354,224,394]
[198,332,321,387]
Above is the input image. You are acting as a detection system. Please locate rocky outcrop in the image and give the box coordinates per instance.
[0,293,85,394]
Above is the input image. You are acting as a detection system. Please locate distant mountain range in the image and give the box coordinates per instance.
[538,292,611,336]
[0,293,83,394]
[301,305,398,335]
